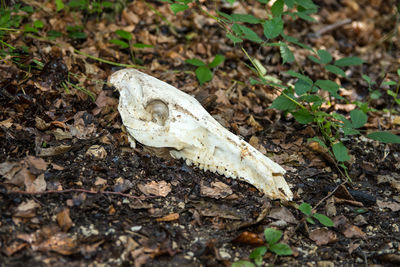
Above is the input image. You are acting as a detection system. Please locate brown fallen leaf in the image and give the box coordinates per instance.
[35,232,78,255]
[57,208,73,232]
[25,173,47,193]
[309,228,338,246]
[156,213,179,222]
[85,145,107,159]
[200,181,232,199]
[2,241,28,256]
[377,200,400,212]
[37,144,71,157]
[268,207,298,224]
[138,180,171,197]
[25,155,48,174]
[14,200,40,218]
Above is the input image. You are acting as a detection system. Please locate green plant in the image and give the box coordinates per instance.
[232,228,292,267]
[384,68,400,114]
[298,202,333,227]
[160,0,400,179]
[185,54,225,85]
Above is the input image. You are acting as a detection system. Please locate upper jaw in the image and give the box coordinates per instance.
[110,69,293,201]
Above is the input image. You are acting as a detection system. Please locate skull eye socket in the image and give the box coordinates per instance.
[145,99,169,126]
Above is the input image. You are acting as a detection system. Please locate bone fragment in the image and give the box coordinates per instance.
[110,69,293,200]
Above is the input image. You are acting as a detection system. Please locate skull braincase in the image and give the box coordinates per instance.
[110,69,293,200]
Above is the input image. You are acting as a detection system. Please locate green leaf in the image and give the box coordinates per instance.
[185,58,205,66]
[249,246,267,266]
[195,66,213,85]
[370,90,381,100]
[216,11,233,22]
[324,64,346,77]
[208,54,225,68]
[350,109,367,128]
[231,14,260,24]
[55,0,65,11]
[263,17,283,39]
[271,0,284,16]
[232,261,256,267]
[264,228,282,245]
[308,136,328,150]
[237,24,263,43]
[298,202,312,216]
[270,94,297,111]
[227,0,236,4]
[332,142,350,162]
[295,0,318,9]
[367,131,400,144]
[170,3,188,14]
[315,80,341,99]
[284,0,295,8]
[115,29,131,40]
[294,79,312,95]
[280,45,294,64]
[313,213,334,227]
[132,43,154,48]
[334,56,364,67]
[269,243,293,256]
[306,217,315,224]
[226,33,242,44]
[47,30,62,39]
[34,20,44,28]
[293,109,314,124]
[308,55,321,64]
[110,39,130,48]
[343,127,360,136]
[317,49,332,64]
[24,25,38,33]
[286,70,313,85]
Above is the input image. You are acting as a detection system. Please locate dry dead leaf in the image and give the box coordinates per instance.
[310,228,338,246]
[25,173,46,193]
[138,180,171,197]
[233,231,264,246]
[200,181,233,199]
[37,145,71,157]
[268,207,298,224]
[25,156,48,174]
[14,200,40,218]
[86,145,107,159]
[57,208,73,232]
[377,200,400,212]
[0,118,13,128]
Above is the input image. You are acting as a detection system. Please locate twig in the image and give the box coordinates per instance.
[308,19,352,38]
[8,188,146,200]
[313,180,347,209]
[74,49,147,69]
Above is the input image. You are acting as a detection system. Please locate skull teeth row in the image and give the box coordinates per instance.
[184,158,237,179]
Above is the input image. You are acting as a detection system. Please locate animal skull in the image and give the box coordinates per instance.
[110,69,293,200]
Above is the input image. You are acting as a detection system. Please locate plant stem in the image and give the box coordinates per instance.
[74,49,146,69]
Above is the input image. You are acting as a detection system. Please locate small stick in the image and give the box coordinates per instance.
[313,181,347,210]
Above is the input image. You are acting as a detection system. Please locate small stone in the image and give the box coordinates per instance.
[130,226,142,232]
[219,249,231,260]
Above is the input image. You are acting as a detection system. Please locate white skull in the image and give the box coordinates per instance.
[110,69,293,200]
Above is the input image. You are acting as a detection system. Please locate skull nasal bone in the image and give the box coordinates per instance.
[145,99,169,126]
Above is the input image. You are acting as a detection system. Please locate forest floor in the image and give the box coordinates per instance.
[1,0,400,266]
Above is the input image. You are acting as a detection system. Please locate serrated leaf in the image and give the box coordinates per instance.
[34,20,44,28]
[306,217,315,224]
[226,33,242,44]
[115,29,131,40]
[195,66,213,85]
[170,3,188,14]
[350,109,367,128]
[240,25,263,43]
[208,54,225,68]
[298,202,312,216]
[367,131,400,144]
[332,142,350,162]
[231,13,260,24]
[325,64,346,77]
[271,0,284,16]
[216,11,233,22]
[264,228,282,245]
[270,94,297,111]
[284,0,294,8]
[315,79,341,99]
[286,70,313,85]
[280,45,294,64]
[185,58,205,67]
[334,56,364,67]
[313,213,334,227]
[263,17,283,39]
[343,127,360,136]
[269,243,293,256]
[317,49,332,64]
[293,109,314,124]
[296,11,316,22]
[110,39,130,48]
[294,79,312,95]
[295,0,318,9]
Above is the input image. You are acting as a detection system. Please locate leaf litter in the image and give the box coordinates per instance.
[0,0,399,266]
